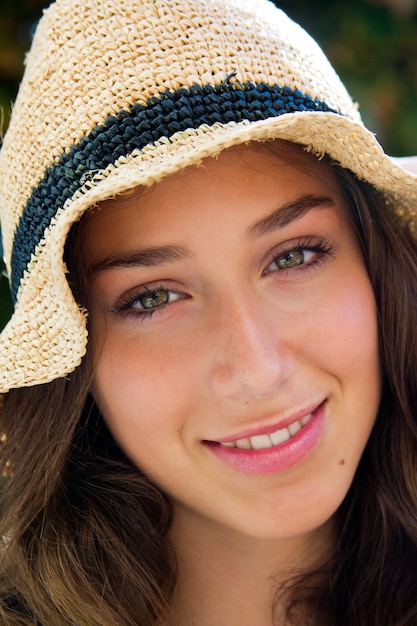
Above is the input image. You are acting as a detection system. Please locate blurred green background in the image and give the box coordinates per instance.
[1,0,417,330]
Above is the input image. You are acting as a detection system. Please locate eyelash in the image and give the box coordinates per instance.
[113,284,183,321]
[264,236,335,276]
[113,236,335,321]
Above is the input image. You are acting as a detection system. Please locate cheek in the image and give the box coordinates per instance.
[91,331,198,444]
[297,267,379,372]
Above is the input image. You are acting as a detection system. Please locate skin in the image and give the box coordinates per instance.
[84,141,381,624]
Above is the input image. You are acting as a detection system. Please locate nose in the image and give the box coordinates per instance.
[207,295,296,402]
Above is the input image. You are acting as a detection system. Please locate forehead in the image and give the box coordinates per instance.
[80,140,344,257]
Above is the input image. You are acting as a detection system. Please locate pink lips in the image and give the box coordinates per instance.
[204,402,326,475]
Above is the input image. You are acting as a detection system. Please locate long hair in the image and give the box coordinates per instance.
[0,372,176,625]
[282,166,417,625]
[1,148,417,625]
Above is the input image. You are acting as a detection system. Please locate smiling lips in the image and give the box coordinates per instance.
[219,413,313,450]
[205,403,325,475]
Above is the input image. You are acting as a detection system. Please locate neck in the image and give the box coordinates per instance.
[167,509,335,626]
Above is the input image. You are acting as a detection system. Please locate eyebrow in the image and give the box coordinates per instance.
[91,194,335,273]
[91,244,192,273]
[246,194,334,240]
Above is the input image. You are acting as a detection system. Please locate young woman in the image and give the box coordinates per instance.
[0,1,417,624]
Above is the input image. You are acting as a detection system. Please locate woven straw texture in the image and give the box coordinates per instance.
[0,0,417,391]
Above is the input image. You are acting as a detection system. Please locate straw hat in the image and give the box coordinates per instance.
[1,0,416,392]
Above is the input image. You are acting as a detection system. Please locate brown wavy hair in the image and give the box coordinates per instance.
[281,165,417,625]
[1,145,417,625]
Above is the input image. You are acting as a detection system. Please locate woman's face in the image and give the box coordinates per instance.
[85,142,380,542]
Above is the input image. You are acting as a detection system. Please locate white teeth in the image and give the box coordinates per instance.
[235,438,252,450]
[269,427,290,446]
[249,434,272,450]
[288,421,301,436]
[220,412,313,450]
[301,413,312,426]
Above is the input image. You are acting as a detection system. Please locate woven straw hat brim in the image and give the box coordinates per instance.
[0,109,416,392]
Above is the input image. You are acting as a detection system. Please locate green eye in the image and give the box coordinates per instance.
[275,249,305,270]
[115,286,183,319]
[139,289,170,309]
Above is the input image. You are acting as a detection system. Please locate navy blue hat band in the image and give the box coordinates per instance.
[10,81,337,302]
